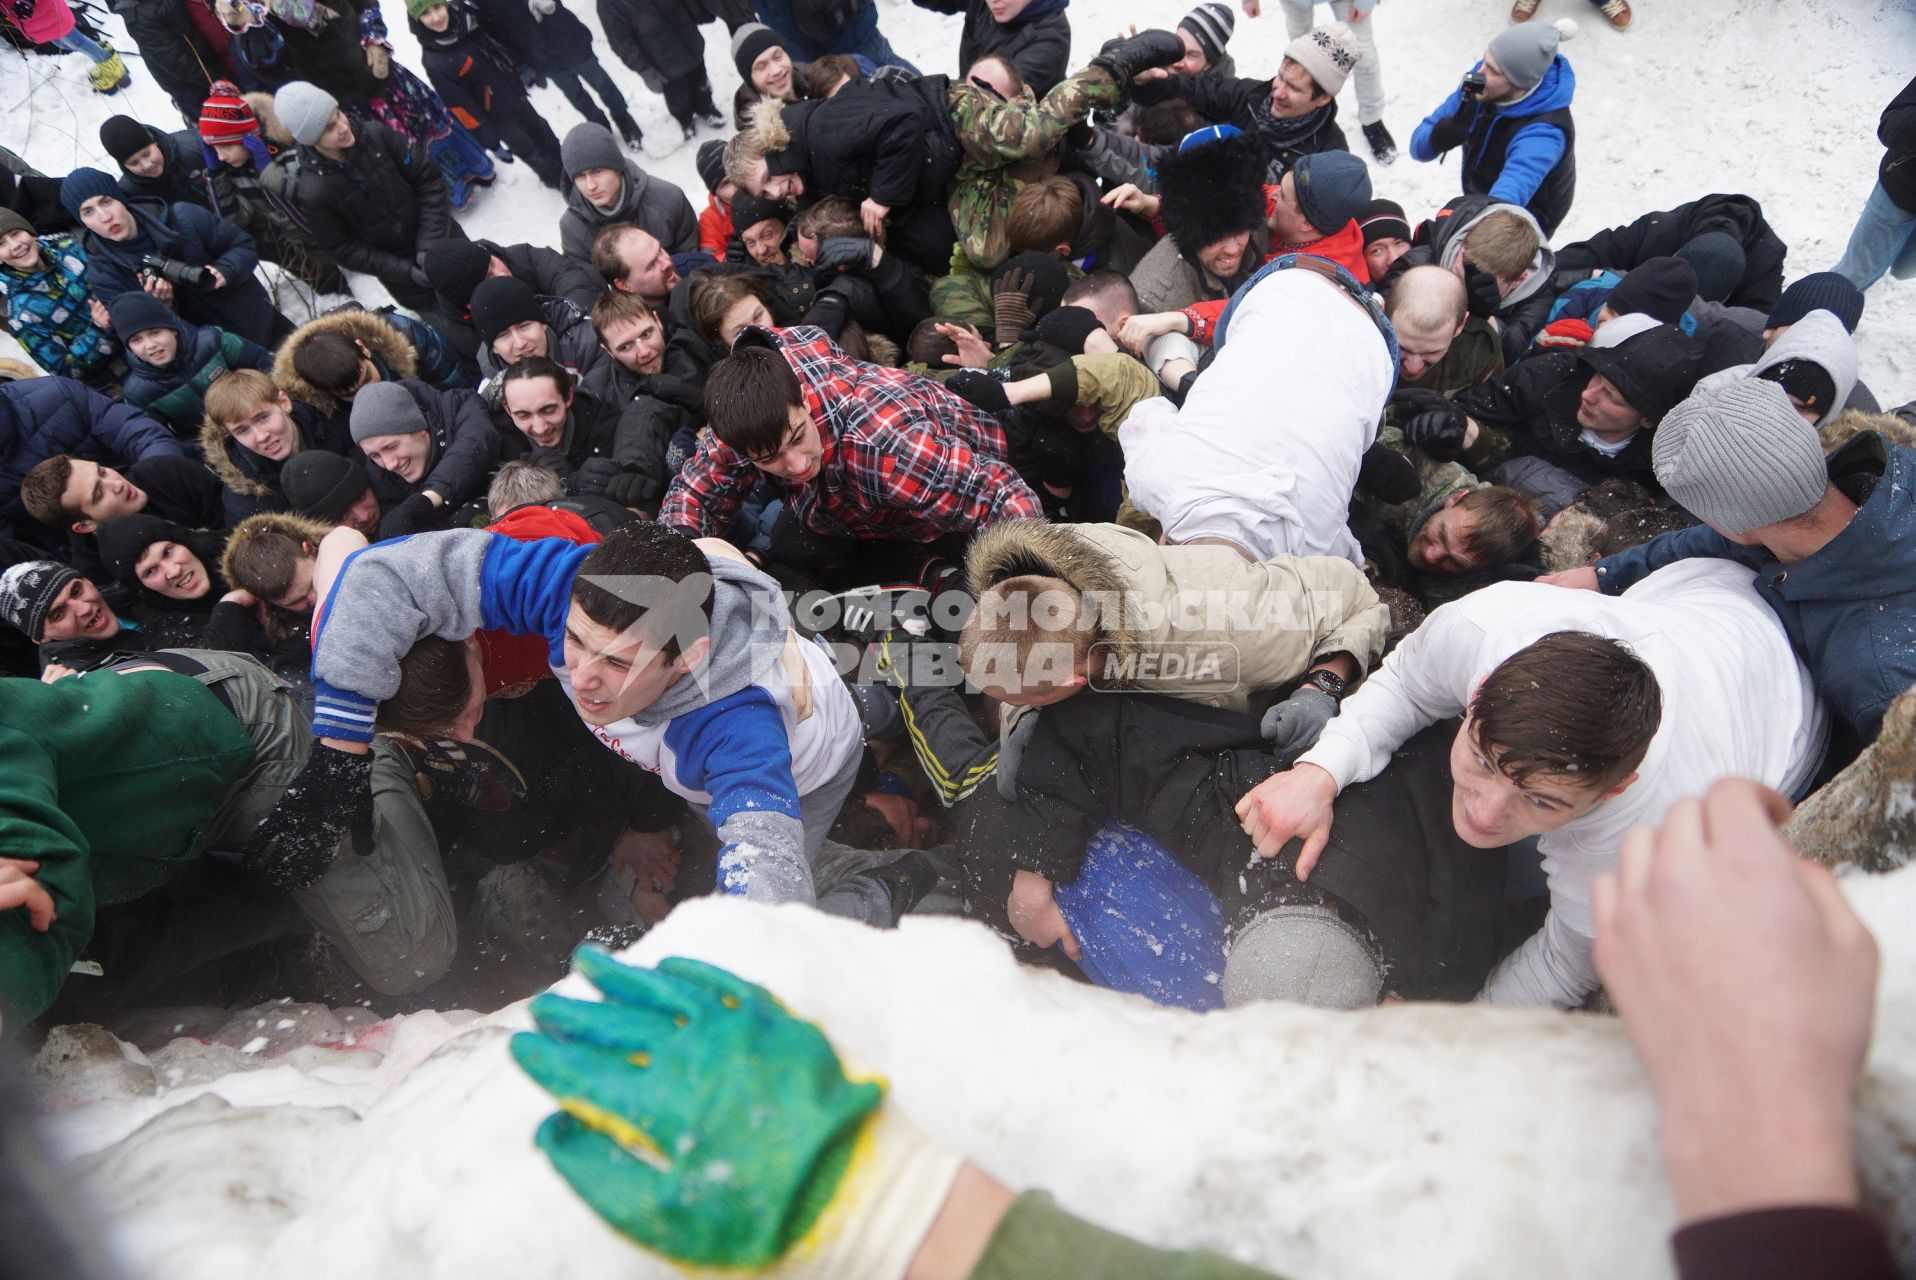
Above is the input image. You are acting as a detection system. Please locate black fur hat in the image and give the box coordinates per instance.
[1155,128,1267,254]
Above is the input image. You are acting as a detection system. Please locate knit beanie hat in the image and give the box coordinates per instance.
[96,513,186,588]
[107,290,181,341]
[350,380,430,444]
[1652,380,1828,533]
[469,276,544,345]
[560,122,625,180]
[58,167,122,220]
[422,239,494,309]
[282,449,372,521]
[1756,358,1839,419]
[1605,256,1698,325]
[729,193,788,235]
[732,23,784,81]
[404,0,443,18]
[1486,17,1575,93]
[695,139,727,193]
[1293,150,1372,234]
[0,208,35,240]
[99,116,154,167]
[1284,22,1360,97]
[1178,1,1234,68]
[992,252,1070,322]
[1577,323,1704,425]
[274,81,340,148]
[1768,271,1866,334]
[0,559,78,641]
[199,80,261,144]
[1356,198,1409,247]
[1023,304,1104,354]
[1673,231,1745,304]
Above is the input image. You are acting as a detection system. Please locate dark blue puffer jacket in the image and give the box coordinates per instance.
[0,375,183,541]
[80,196,279,343]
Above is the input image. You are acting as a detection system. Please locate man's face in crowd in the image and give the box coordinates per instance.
[317,108,356,152]
[1269,58,1329,120]
[504,375,573,449]
[212,141,253,169]
[225,393,300,461]
[863,788,934,846]
[1407,492,1482,574]
[1577,372,1647,440]
[417,2,451,30]
[78,194,135,242]
[1366,236,1411,280]
[1170,28,1210,76]
[612,229,682,304]
[745,159,806,203]
[485,254,513,279]
[342,485,383,536]
[491,319,549,365]
[575,165,624,209]
[718,295,776,349]
[600,312,665,376]
[135,540,210,600]
[37,575,117,642]
[362,429,433,484]
[1447,715,1630,847]
[0,228,38,269]
[744,405,824,483]
[984,0,1031,23]
[59,459,147,532]
[1478,52,1517,104]
[793,225,821,264]
[741,216,788,267]
[271,553,318,612]
[122,143,166,179]
[336,353,383,403]
[1268,171,1313,241]
[967,57,1020,99]
[751,44,796,98]
[126,325,179,367]
[1397,322,1461,380]
[562,603,705,725]
[1197,229,1252,281]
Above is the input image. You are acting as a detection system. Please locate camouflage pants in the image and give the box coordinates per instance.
[944,69,1119,272]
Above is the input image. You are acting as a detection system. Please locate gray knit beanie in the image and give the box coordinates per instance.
[0,559,79,642]
[560,122,626,180]
[1652,380,1828,534]
[349,380,430,444]
[1487,17,1575,93]
[1221,905,1383,1010]
[274,81,340,148]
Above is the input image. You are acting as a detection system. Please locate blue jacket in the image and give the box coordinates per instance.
[80,197,278,343]
[121,315,273,438]
[0,375,182,538]
[1412,57,1576,232]
[1594,431,1916,744]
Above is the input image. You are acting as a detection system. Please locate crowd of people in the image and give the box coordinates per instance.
[0,0,1910,1275]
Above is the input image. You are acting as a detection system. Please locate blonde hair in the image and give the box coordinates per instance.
[958,574,1098,695]
[1461,210,1542,281]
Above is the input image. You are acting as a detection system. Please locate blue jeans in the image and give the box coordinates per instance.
[55,27,111,63]
[1833,179,1916,291]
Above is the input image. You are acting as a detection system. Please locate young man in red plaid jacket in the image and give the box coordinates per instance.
[659,326,1041,584]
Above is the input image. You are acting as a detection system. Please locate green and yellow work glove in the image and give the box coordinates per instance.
[511,947,962,1278]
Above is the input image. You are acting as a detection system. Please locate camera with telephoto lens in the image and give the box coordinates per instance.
[1461,70,1487,96]
[139,254,209,290]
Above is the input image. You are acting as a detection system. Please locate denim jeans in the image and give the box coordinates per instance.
[54,27,111,63]
[1833,179,1916,291]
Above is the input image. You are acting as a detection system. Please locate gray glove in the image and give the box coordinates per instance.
[1260,686,1338,756]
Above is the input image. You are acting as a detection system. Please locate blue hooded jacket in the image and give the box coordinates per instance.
[1413,56,1576,231]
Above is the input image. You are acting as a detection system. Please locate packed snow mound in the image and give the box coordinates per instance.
[34,865,1916,1280]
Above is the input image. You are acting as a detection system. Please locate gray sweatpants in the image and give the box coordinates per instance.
[182,650,457,995]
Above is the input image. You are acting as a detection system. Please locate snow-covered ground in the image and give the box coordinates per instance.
[14,1,1916,1274]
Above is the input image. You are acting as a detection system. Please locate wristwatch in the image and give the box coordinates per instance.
[1305,668,1349,701]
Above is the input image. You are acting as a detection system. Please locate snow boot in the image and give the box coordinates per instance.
[1510,0,1540,19]
[1592,0,1632,28]
[88,49,131,95]
[1362,121,1398,164]
[613,110,645,149]
[492,145,518,164]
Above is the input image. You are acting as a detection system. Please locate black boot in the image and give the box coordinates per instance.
[1363,121,1398,165]
[613,110,644,149]
[1090,29,1185,105]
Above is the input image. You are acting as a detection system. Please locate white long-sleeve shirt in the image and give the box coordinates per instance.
[1298,559,1826,1008]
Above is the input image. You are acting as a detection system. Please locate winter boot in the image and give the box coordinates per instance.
[492,145,518,164]
[1362,121,1398,164]
[1591,0,1632,28]
[1090,29,1185,106]
[1510,0,1540,19]
[613,109,645,149]
[88,49,131,95]
[865,850,941,922]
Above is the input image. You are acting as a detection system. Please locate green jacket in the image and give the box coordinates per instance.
[0,670,255,1027]
[973,1193,1280,1280]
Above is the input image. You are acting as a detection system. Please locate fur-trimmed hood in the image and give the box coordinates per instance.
[198,410,310,501]
[218,510,335,591]
[247,91,293,148]
[966,518,1141,665]
[745,95,793,154]
[271,310,421,419]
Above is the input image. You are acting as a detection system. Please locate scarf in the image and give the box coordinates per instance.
[1249,93,1335,172]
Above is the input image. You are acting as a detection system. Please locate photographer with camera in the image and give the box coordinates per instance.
[1408,19,1579,238]
[58,168,295,350]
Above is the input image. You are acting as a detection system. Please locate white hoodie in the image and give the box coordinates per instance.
[1298,559,1826,1008]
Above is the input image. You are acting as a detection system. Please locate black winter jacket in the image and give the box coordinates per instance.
[80,197,280,342]
[115,129,214,211]
[1132,71,1348,176]
[284,120,463,285]
[480,0,597,73]
[769,77,960,213]
[1878,74,1916,213]
[368,379,503,510]
[599,0,723,82]
[1454,348,1660,490]
[1551,193,1789,313]
[103,0,226,119]
[912,0,1070,95]
[579,358,690,505]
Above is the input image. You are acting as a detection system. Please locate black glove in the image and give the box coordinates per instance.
[1356,441,1420,504]
[243,744,376,892]
[1402,400,1470,462]
[408,264,433,289]
[377,489,442,537]
[527,444,570,474]
[567,455,623,497]
[1425,109,1469,155]
[1463,265,1503,319]
[602,470,654,509]
[814,235,875,272]
[946,369,1010,415]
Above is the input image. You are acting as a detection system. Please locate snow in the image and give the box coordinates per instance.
[26,873,1916,1279]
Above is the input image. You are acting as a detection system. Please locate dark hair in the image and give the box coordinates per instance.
[809,52,863,94]
[1596,505,1695,557]
[377,635,472,736]
[908,315,967,367]
[1453,487,1541,567]
[290,330,366,396]
[502,354,575,398]
[793,195,864,244]
[703,344,802,458]
[1469,631,1662,792]
[569,521,715,660]
[828,796,903,850]
[689,271,776,348]
[1136,99,1203,146]
[1061,269,1139,317]
[19,455,77,527]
